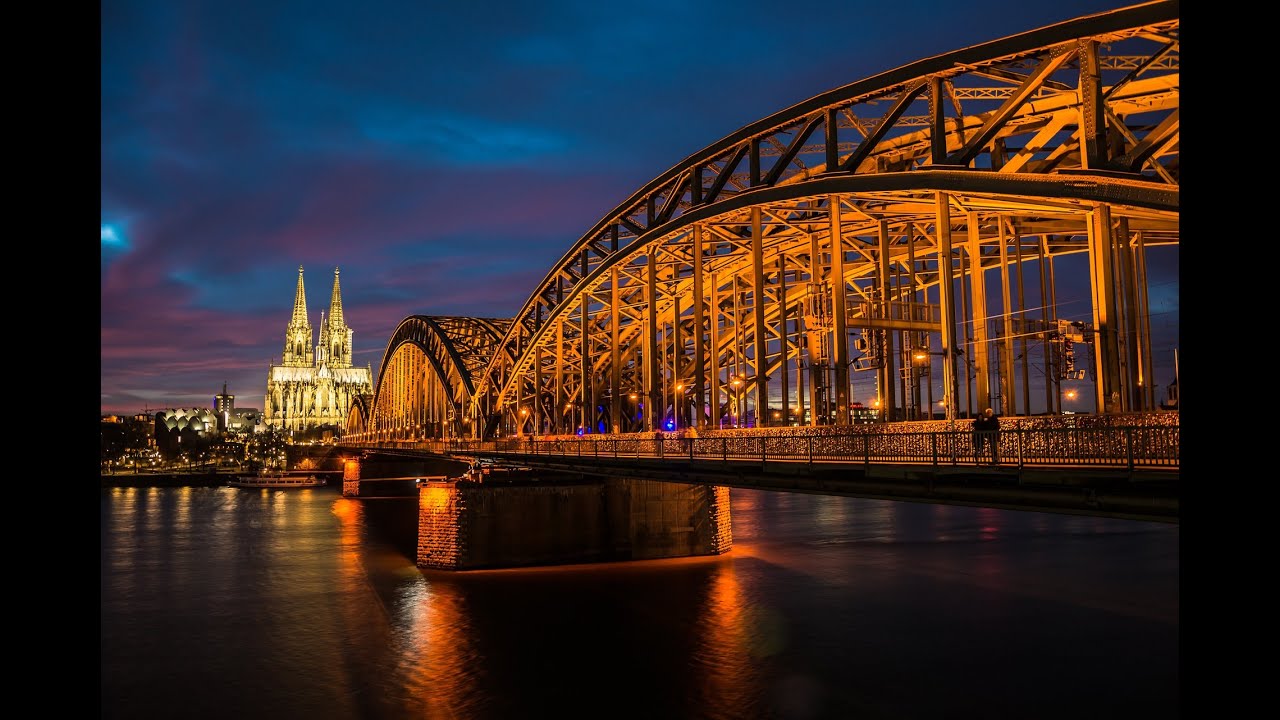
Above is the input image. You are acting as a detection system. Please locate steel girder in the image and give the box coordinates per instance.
[304,2,1180,439]
[464,1,1178,435]
[344,393,373,434]
[367,315,511,439]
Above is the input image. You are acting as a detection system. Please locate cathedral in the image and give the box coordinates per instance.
[264,266,373,434]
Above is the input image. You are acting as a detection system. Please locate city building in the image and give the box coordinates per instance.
[214,382,234,431]
[214,382,234,413]
[226,408,267,433]
[263,266,373,434]
[153,408,219,457]
[212,381,267,433]
[101,413,158,469]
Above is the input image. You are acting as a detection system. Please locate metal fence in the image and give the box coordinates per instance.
[401,424,1178,471]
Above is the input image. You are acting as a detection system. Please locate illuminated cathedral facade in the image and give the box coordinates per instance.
[264,266,373,433]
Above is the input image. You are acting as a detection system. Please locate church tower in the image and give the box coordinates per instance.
[264,264,373,434]
[281,266,314,367]
[317,267,354,369]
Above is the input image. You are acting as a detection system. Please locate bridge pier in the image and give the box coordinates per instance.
[417,477,732,571]
[342,457,361,497]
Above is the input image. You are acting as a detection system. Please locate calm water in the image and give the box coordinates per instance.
[101,484,1178,719]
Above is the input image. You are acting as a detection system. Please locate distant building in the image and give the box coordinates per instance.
[214,382,235,431]
[154,408,219,434]
[263,266,373,434]
[1160,377,1178,410]
[101,413,157,466]
[850,402,879,424]
[226,408,267,433]
[215,383,234,413]
[153,408,219,456]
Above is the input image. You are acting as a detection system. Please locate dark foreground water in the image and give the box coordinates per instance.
[101,484,1178,719]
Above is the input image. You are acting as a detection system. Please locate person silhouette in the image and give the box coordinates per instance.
[971,407,1000,465]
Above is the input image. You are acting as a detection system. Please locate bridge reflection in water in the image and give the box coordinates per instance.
[99,483,1176,718]
[307,485,1175,718]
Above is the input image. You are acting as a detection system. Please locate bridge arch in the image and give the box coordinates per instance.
[465,1,1178,439]
[344,393,373,435]
[357,316,511,442]
[338,2,1178,442]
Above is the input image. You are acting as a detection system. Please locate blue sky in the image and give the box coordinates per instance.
[101,0,1171,415]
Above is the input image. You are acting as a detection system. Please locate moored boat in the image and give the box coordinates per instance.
[228,469,326,488]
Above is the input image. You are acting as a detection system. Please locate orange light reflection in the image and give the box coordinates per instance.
[689,559,764,717]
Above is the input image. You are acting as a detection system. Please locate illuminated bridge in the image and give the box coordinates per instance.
[339,1,1179,521]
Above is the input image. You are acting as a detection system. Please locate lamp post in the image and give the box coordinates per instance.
[518,407,528,438]
[730,376,744,428]
[673,384,683,432]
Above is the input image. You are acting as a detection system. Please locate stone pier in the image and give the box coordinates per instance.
[417,477,732,570]
[342,457,361,497]
[341,455,467,498]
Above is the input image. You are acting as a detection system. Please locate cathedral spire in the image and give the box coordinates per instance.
[291,265,309,327]
[328,267,344,328]
[323,267,354,368]
[281,265,314,368]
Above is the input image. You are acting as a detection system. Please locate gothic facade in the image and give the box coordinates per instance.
[264,266,373,433]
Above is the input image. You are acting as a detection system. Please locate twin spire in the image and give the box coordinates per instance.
[283,266,351,368]
[289,266,344,329]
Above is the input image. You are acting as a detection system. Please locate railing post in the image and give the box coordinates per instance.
[807,435,813,469]
[1125,427,1134,471]
[1016,427,1024,469]
[863,432,870,470]
[722,436,727,463]
[760,436,765,467]
[931,432,937,468]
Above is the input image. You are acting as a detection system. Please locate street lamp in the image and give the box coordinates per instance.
[565,402,575,436]
[673,384,683,432]
[730,376,744,427]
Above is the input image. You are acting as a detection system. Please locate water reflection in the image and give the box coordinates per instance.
[400,578,480,717]
[690,559,764,718]
[103,485,1179,720]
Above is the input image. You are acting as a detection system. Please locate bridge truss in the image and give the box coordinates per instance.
[355,1,1178,442]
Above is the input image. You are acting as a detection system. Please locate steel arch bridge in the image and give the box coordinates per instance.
[352,316,512,440]
[352,0,1178,444]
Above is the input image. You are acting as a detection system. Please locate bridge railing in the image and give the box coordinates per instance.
[418,424,1178,471]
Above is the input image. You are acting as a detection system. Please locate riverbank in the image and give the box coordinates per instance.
[101,472,230,488]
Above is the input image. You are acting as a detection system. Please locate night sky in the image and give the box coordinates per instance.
[101,0,1175,415]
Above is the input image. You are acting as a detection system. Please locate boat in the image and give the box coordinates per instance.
[228,469,326,488]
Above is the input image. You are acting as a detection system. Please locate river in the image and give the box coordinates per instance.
[101,483,1178,719]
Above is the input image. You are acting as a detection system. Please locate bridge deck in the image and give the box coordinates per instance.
[344,443,1177,524]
